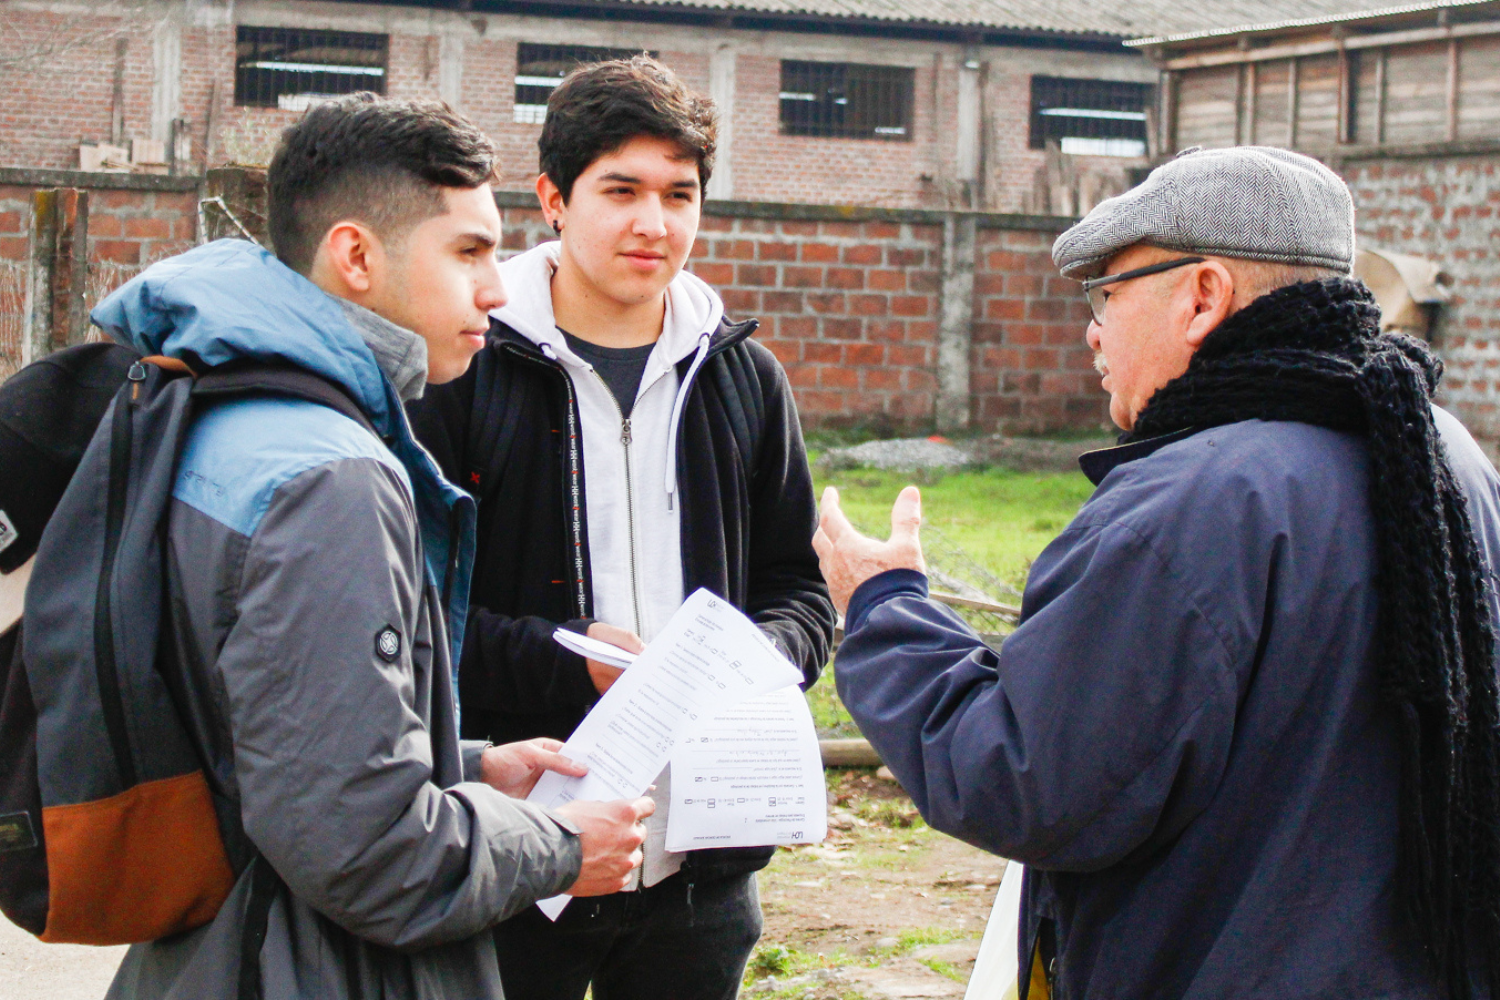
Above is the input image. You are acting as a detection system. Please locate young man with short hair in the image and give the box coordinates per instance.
[93,94,651,1000]
[409,57,835,999]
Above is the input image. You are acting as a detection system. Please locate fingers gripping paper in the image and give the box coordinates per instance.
[527,589,803,918]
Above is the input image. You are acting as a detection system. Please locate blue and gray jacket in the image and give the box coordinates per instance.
[838,411,1500,1000]
[90,240,581,1000]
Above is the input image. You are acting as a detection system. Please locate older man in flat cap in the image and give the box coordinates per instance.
[815,147,1500,1000]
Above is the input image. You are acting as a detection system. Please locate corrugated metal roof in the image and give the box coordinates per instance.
[1126,0,1498,47]
[469,0,1440,39]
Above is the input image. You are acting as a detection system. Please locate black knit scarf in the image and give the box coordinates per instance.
[1126,277,1500,998]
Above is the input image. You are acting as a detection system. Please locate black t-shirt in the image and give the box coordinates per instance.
[561,330,656,418]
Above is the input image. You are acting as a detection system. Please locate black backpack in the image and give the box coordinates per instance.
[0,345,375,946]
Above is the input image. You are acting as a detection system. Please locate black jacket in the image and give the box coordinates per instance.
[408,317,835,879]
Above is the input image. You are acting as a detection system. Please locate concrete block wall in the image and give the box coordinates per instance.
[1343,154,1500,445]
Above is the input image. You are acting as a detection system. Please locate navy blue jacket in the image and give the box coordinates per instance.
[837,411,1500,1000]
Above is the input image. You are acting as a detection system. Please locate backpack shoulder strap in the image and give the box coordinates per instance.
[191,365,380,439]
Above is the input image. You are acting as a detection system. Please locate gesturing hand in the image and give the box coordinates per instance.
[811,485,926,615]
[480,738,589,798]
[556,796,655,896]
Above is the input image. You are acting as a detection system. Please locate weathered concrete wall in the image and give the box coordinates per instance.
[1342,153,1500,445]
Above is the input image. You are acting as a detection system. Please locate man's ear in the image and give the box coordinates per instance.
[535,173,567,232]
[1183,260,1235,349]
[313,221,382,297]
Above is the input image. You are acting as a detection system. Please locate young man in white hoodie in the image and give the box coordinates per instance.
[408,56,835,999]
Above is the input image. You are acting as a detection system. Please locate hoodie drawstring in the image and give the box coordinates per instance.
[664,333,712,512]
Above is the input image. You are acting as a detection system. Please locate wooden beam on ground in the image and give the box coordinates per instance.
[821,739,882,768]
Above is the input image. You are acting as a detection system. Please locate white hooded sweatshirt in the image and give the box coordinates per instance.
[490,242,725,886]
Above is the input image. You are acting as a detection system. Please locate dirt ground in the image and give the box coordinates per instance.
[745,769,1007,1000]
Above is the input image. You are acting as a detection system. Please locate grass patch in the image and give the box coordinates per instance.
[919,958,964,981]
[811,465,1094,591]
[807,670,860,738]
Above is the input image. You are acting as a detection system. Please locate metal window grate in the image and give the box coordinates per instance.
[514,43,654,124]
[1030,76,1152,156]
[779,61,914,141]
[235,26,387,109]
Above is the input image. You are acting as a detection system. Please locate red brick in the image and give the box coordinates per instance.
[787,364,820,389]
[761,339,800,365]
[889,345,928,366]
[721,288,759,312]
[782,266,822,289]
[821,365,860,389]
[822,318,862,340]
[842,244,882,265]
[781,317,817,339]
[804,342,842,363]
[851,294,887,316]
[697,215,733,232]
[93,240,143,264]
[0,212,21,234]
[779,221,818,237]
[844,343,885,365]
[807,293,846,314]
[985,299,1025,321]
[891,295,929,317]
[864,367,902,390]
[801,242,839,263]
[691,262,734,285]
[863,222,900,239]
[1023,348,1059,369]
[826,267,864,290]
[715,239,755,260]
[757,241,797,261]
[868,269,906,292]
[736,263,777,286]
[0,236,26,259]
[89,213,123,237]
[866,320,906,342]
[1007,325,1044,345]
[762,290,803,313]
[889,248,926,267]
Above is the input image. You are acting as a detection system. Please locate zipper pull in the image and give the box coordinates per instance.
[127,360,147,401]
[621,418,632,447]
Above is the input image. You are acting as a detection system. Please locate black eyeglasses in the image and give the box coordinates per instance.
[1080,256,1205,325]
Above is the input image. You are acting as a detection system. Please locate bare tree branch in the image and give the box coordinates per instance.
[0,1,163,73]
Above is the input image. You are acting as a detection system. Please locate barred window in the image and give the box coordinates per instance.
[779,61,914,141]
[1030,77,1152,157]
[514,43,652,124]
[235,26,387,110]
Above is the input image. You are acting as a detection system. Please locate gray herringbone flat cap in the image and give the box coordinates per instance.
[1052,146,1355,280]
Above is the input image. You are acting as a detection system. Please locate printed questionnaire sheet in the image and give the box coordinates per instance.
[526,588,802,918]
[667,684,827,851]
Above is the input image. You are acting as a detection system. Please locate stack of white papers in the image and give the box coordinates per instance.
[530,589,827,918]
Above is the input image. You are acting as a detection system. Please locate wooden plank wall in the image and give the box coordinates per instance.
[1172,27,1500,152]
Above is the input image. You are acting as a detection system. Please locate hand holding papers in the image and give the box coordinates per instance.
[527,589,807,918]
[553,628,639,671]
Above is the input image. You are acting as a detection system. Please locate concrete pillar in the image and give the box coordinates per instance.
[708,43,736,200]
[937,213,976,434]
[26,189,91,363]
[956,51,982,207]
[151,14,183,144]
[439,31,465,108]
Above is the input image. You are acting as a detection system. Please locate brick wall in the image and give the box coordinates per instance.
[0,0,1152,214]
[1344,154,1500,445]
[499,196,1099,434]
